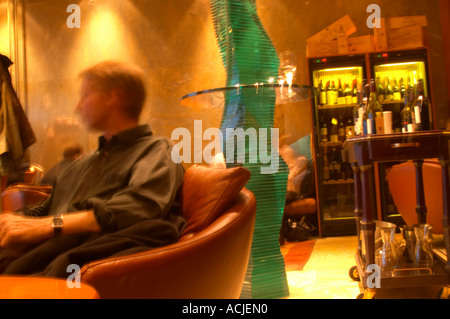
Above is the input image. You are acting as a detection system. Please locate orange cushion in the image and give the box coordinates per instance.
[387,160,444,234]
[181,165,251,236]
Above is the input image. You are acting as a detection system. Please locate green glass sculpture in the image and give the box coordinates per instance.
[209,0,289,298]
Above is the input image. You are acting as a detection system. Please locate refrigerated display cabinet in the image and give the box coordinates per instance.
[308,48,435,237]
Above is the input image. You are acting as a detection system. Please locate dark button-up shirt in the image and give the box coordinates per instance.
[1,125,186,276]
[27,124,185,234]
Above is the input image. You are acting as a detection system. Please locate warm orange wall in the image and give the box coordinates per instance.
[1,0,448,169]
[20,0,227,170]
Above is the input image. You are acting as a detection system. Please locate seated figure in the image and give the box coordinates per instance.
[0,61,186,277]
[279,143,316,244]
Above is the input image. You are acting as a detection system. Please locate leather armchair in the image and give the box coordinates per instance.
[1,184,51,211]
[80,165,256,299]
[387,159,444,234]
[1,165,256,299]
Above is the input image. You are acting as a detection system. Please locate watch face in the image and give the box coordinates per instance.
[52,217,63,227]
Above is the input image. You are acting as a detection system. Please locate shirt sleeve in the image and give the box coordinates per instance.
[74,139,185,234]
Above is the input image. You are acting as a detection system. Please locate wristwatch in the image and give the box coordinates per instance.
[51,216,64,235]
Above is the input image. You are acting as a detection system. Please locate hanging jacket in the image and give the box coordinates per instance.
[0,54,36,160]
[0,54,36,175]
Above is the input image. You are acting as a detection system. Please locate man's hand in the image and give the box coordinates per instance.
[0,213,53,248]
[0,210,101,249]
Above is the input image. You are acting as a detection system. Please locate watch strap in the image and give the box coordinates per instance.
[51,216,64,235]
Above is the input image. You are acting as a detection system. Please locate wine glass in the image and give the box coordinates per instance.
[278,51,297,96]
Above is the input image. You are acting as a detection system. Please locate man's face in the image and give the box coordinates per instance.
[76,78,112,131]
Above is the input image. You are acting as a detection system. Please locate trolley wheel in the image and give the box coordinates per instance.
[349,265,360,282]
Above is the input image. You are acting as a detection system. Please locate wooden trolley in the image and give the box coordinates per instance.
[342,131,450,299]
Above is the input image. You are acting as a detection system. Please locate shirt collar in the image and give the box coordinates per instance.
[97,124,153,152]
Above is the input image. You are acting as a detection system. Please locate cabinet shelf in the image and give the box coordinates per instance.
[380,100,403,105]
[319,141,344,147]
[323,178,354,185]
[317,103,357,110]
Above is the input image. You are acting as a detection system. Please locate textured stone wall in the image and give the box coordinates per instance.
[0,0,447,170]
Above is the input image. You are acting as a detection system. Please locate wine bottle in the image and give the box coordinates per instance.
[400,88,415,132]
[400,77,406,99]
[338,115,346,142]
[411,84,422,131]
[393,78,401,101]
[363,82,375,135]
[318,79,327,106]
[331,147,340,181]
[330,117,339,143]
[338,79,344,98]
[326,81,331,106]
[327,81,337,105]
[385,77,393,101]
[353,103,361,136]
[320,116,328,143]
[337,79,346,105]
[377,76,385,102]
[345,118,354,138]
[412,79,430,131]
[409,87,419,131]
[369,79,384,134]
[353,81,366,136]
[344,83,352,105]
[351,79,358,104]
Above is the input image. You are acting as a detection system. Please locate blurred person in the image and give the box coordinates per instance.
[0,61,185,276]
[41,143,84,185]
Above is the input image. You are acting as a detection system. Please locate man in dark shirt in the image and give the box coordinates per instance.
[0,61,185,276]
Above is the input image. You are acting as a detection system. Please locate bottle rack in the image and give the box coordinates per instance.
[316,105,356,228]
[309,49,436,237]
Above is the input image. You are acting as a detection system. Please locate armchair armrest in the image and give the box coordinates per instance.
[80,189,256,299]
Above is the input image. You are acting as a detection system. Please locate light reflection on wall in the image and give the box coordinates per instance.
[23,0,225,171]
[66,1,135,77]
[0,3,8,55]
[35,1,139,170]
[89,10,123,59]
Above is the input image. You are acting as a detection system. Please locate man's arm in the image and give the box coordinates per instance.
[0,210,100,248]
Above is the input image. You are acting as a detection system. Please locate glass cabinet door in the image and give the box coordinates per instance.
[311,65,363,236]
[373,60,431,132]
